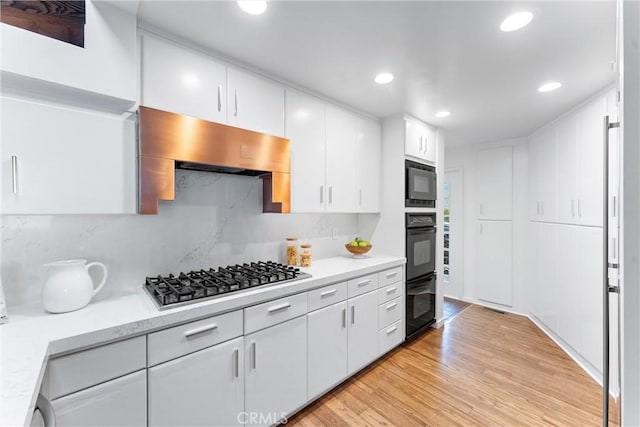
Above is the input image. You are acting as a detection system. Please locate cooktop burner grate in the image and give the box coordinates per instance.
[144,261,311,310]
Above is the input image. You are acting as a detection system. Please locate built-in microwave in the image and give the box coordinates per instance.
[405,159,437,207]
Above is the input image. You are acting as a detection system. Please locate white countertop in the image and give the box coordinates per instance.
[0,255,405,427]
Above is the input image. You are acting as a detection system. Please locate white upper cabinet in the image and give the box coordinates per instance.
[404,116,436,164]
[228,68,285,137]
[325,105,357,213]
[528,126,557,222]
[1,97,136,214]
[556,114,579,224]
[476,146,512,221]
[1,0,136,110]
[355,117,382,213]
[141,34,227,124]
[286,89,326,213]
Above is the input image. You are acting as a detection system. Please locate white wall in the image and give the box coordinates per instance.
[1,171,358,309]
[445,138,529,315]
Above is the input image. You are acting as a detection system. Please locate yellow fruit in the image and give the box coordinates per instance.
[358,242,369,247]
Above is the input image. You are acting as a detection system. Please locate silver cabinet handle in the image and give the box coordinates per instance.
[268,302,291,313]
[386,286,398,294]
[251,341,256,370]
[386,326,398,335]
[36,393,56,427]
[357,279,371,287]
[320,289,337,298]
[386,302,397,311]
[577,199,581,218]
[419,136,424,153]
[612,237,617,259]
[351,305,355,324]
[386,271,398,278]
[11,156,18,194]
[342,307,346,328]
[320,185,324,203]
[184,323,218,338]
[233,348,239,378]
[329,186,333,204]
[217,85,222,112]
[234,89,238,117]
[571,200,575,217]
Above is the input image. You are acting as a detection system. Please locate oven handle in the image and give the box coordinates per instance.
[406,227,436,234]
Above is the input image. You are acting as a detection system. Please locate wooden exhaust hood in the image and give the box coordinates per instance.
[138,106,291,214]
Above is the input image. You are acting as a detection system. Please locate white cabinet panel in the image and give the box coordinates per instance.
[347,290,379,374]
[325,105,357,212]
[378,297,402,329]
[378,320,403,355]
[51,370,146,427]
[404,117,435,163]
[228,68,285,137]
[245,316,307,425]
[476,221,512,307]
[148,337,244,427]
[286,89,327,212]
[307,281,348,312]
[530,222,559,332]
[557,225,579,349]
[356,117,381,212]
[244,292,307,334]
[529,127,557,222]
[307,302,348,399]
[556,114,579,224]
[141,34,227,123]
[1,97,136,214]
[577,97,607,227]
[477,146,513,220]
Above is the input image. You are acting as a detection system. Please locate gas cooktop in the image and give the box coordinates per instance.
[144,261,311,310]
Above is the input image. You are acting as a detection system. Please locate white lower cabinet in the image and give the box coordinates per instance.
[148,337,244,427]
[476,221,513,307]
[530,222,559,332]
[244,316,307,426]
[307,301,348,399]
[51,370,146,427]
[347,290,379,374]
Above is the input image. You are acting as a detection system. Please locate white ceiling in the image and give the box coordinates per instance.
[137,0,616,147]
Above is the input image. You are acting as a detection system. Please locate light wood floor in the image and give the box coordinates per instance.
[287,304,618,426]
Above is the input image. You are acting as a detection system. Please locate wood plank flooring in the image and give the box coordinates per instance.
[287,304,618,426]
[443,297,471,322]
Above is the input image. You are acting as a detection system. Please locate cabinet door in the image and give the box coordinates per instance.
[228,68,285,137]
[1,97,136,214]
[423,125,437,163]
[286,90,326,212]
[577,96,606,227]
[51,370,146,426]
[477,146,513,220]
[476,221,512,307]
[347,291,379,374]
[148,337,244,427]
[557,225,580,350]
[307,302,348,399]
[245,316,307,425]
[325,105,357,212]
[556,114,579,224]
[355,117,381,212]
[529,127,557,222]
[530,222,559,332]
[141,35,227,124]
[404,117,423,159]
[528,133,543,220]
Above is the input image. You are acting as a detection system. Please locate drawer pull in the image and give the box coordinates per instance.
[233,348,239,378]
[251,341,256,370]
[320,289,337,298]
[184,323,218,338]
[268,302,292,313]
[386,326,398,335]
[342,308,346,328]
[386,302,398,311]
[386,286,398,294]
[386,271,398,278]
[357,279,371,287]
[351,305,355,324]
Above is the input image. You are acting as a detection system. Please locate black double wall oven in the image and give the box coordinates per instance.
[405,212,437,339]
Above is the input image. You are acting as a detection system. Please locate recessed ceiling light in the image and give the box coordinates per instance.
[238,0,267,15]
[500,11,533,32]
[374,73,394,84]
[435,111,451,118]
[538,82,562,92]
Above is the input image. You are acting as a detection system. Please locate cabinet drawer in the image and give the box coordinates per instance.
[46,336,145,400]
[379,320,403,355]
[378,297,402,329]
[347,273,379,298]
[378,267,403,287]
[378,282,403,304]
[307,282,347,312]
[148,310,243,366]
[244,292,307,334]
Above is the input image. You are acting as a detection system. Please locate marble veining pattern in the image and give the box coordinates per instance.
[1,170,359,308]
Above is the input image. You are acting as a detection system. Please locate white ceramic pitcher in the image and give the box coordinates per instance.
[42,259,108,313]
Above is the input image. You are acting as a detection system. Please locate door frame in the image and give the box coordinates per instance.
[444,167,464,300]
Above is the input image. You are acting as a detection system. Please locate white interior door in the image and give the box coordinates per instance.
[444,169,464,299]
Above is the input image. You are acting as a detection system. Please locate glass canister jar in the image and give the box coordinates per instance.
[300,244,312,267]
[286,237,298,266]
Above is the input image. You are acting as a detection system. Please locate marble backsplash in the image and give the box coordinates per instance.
[1,170,361,308]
